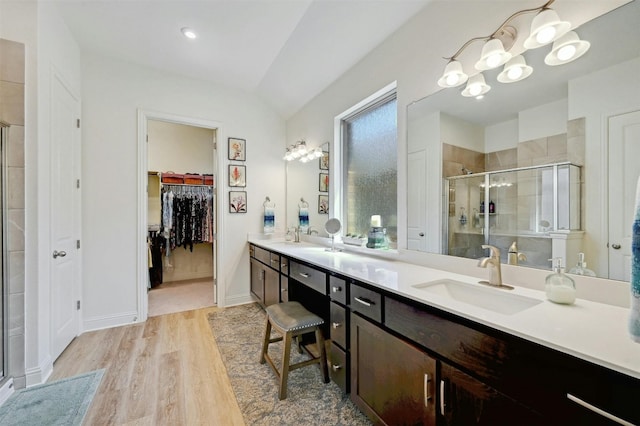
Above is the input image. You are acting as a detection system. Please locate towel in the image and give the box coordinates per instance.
[263,206,275,234]
[630,176,640,342]
[299,207,309,232]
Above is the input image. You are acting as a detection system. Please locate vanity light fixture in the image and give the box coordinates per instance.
[437,0,588,96]
[283,140,325,162]
[461,74,491,98]
[181,27,197,39]
[497,55,533,83]
[544,31,590,66]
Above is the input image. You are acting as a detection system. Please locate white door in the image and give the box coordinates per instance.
[51,74,81,360]
[608,110,640,281]
[407,150,427,251]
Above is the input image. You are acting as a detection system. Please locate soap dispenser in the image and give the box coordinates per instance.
[568,253,597,277]
[545,258,576,305]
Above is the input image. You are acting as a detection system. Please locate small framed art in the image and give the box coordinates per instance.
[228,137,246,161]
[318,195,329,214]
[229,165,246,187]
[229,191,247,213]
[319,151,329,170]
[319,173,329,192]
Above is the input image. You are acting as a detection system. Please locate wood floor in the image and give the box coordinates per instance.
[49,307,246,425]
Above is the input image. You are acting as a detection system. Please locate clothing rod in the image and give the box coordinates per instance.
[161,183,213,188]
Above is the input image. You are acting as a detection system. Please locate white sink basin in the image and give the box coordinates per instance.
[412,279,542,315]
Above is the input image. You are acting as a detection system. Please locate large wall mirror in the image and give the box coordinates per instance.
[407,1,640,281]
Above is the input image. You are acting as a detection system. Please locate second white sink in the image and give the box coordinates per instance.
[412,279,542,315]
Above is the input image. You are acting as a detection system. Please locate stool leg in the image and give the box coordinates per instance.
[279,331,293,400]
[259,317,272,364]
[315,328,330,383]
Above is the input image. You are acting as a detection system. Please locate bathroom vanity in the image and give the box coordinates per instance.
[248,239,640,425]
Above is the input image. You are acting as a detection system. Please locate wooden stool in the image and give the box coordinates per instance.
[259,301,330,400]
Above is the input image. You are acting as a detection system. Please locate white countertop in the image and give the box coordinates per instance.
[249,238,640,380]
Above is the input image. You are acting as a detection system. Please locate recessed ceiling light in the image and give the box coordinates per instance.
[181,27,197,40]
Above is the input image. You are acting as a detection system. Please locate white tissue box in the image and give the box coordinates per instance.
[342,236,366,247]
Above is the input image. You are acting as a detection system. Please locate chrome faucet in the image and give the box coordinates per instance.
[307,226,318,235]
[293,226,300,243]
[478,244,512,289]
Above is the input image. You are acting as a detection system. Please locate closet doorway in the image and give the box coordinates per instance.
[146,119,217,317]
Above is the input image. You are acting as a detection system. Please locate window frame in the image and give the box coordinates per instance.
[331,82,398,240]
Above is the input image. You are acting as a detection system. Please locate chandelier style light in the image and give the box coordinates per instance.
[437,0,590,98]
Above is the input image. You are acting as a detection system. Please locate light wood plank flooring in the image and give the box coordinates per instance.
[49,307,245,425]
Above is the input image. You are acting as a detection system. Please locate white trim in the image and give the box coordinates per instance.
[332,81,398,229]
[25,356,53,387]
[223,294,255,307]
[0,378,14,405]
[82,311,140,332]
[137,109,226,322]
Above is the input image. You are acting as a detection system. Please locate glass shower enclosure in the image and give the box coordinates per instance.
[444,162,581,268]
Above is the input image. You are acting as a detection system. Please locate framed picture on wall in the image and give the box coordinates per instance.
[319,173,329,192]
[229,191,247,213]
[319,151,329,170]
[228,137,246,161]
[229,165,246,187]
[318,195,329,214]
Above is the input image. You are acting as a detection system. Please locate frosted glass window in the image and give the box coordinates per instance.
[343,96,397,241]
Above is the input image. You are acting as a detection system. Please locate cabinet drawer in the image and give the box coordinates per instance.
[330,302,347,349]
[350,283,382,323]
[329,342,348,393]
[268,252,281,271]
[329,275,347,304]
[253,245,271,265]
[280,257,289,276]
[290,260,327,294]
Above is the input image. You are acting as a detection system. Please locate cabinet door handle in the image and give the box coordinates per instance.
[331,364,342,372]
[332,286,342,293]
[354,297,373,307]
[332,322,342,329]
[440,380,446,416]
[298,272,310,278]
[281,263,287,268]
[281,288,287,293]
[566,393,633,426]
[419,232,425,237]
[424,374,432,407]
[611,244,622,250]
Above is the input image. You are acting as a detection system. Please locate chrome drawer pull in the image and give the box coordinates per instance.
[281,263,287,268]
[332,286,342,293]
[567,394,633,426]
[298,272,310,278]
[440,380,446,416]
[424,374,432,407]
[332,364,342,372]
[332,322,342,329]
[354,297,373,307]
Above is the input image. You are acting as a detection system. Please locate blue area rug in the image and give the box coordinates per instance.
[0,369,104,426]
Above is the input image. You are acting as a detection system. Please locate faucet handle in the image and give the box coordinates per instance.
[481,244,500,259]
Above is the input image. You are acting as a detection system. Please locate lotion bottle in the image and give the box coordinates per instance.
[545,258,576,305]
[567,253,596,277]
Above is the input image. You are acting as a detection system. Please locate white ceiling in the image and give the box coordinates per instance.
[54,0,432,118]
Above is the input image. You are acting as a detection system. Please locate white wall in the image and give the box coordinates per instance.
[485,119,518,153]
[440,113,484,152]
[519,98,568,142]
[81,53,285,329]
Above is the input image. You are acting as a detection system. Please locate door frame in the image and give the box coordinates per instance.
[136,109,225,321]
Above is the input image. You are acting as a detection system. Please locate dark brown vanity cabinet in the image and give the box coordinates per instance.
[249,244,286,307]
[351,312,437,425]
[328,275,349,393]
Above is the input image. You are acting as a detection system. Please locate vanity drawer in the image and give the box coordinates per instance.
[280,276,289,303]
[253,245,271,265]
[280,257,289,275]
[329,275,347,304]
[289,260,327,294]
[330,301,347,349]
[329,342,348,393]
[268,252,281,271]
[350,283,382,323]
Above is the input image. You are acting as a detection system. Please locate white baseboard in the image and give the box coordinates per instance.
[0,378,14,405]
[223,293,255,308]
[83,310,140,332]
[25,355,53,387]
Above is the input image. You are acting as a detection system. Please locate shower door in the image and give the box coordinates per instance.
[0,123,7,382]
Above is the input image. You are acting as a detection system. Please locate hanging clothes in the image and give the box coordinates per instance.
[161,184,214,252]
[148,231,164,287]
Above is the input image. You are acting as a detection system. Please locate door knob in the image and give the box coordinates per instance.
[611,244,621,250]
[52,250,67,259]
[419,232,425,237]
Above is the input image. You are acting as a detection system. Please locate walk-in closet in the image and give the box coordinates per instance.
[147,120,217,316]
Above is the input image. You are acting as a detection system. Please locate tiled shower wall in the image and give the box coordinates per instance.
[0,38,26,389]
